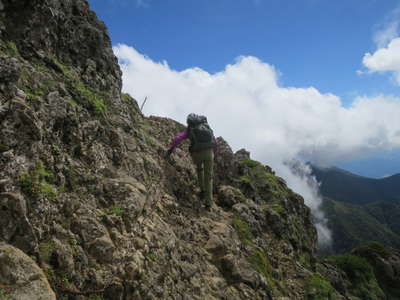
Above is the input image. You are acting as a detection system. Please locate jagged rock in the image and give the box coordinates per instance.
[220,254,261,288]
[0,243,56,300]
[0,192,37,253]
[1,0,121,94]
[217,185,246,208]
[235,148,251,160]
[88,234,116,264]
[264,207,285,236]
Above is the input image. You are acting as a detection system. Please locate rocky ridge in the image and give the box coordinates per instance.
[0,0,399,299]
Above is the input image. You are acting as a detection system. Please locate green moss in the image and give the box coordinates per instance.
[0,288,10,300]
[0,40,20,57]
[65,98,79,106]
[239,175,252,185]
[18,161,58,201]
[251,249,273,280]
[121,93,131,102]
[241,159,262,168]
[108,205,125,216]
[56,270,72,288]
[271,203,285,214]
[238,158,288,204]
[306,274,337,300]
[146,252,157,262]
[75,82,106,114]
[233,217,253,246]
[39,241,57,263]
[35,161,54,181]
[52,59,107,115]
[40,182,58,201]
[25,90,44,103]
[51,144,61,156]
[299,253,312,268]
[0,144,10,153]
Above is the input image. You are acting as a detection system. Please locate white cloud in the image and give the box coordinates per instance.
[363,38,400,84]
[373,20,399,49]
[114,44,400,246]
[373,5,400,48]
[363,38,400,72]
[362,6,400,84]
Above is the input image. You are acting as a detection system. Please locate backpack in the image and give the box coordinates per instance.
[187,114,215,152]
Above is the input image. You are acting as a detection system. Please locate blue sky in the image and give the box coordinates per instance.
[88,0,400,178]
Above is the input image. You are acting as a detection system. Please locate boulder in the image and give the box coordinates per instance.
[0,243,56,300]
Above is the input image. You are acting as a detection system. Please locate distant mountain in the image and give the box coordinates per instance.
[311,166,400,253]
[311,166,400,205]
[322,198,400,253]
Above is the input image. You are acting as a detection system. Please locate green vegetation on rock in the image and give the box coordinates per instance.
[0,288,10,300]
[241,159,262,169]
[232,217,281,294]
[107,205,125,216]
[327,254,385,300]
[43,57,109,115]
[0,40,20,57]
[328,254,373,281]
[250,249,274,282]
[0,144,10,153]
[322,198,400,253]
[39,240,57,263]
[306,274,337,300]
[233,217,253,246]
[355,241,392,259]
[18,160,58,201]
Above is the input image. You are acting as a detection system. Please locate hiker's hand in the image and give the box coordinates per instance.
[165,149,173,159]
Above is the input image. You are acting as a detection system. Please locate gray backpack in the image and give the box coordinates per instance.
[187,114,215,151]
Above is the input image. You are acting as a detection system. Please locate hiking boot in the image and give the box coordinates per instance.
[205,201,213,211]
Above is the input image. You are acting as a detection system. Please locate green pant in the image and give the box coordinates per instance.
[191,148,214,206]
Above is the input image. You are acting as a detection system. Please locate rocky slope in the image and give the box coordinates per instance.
[0,1,399,299]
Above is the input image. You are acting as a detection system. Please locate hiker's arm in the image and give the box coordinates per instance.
[167,129,189,153]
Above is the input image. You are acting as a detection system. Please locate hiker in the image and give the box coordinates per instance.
[165,114,216,209]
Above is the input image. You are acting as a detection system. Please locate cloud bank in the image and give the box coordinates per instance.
[363,37,400,84]
[114,44,400,246]
[363,6,400,84]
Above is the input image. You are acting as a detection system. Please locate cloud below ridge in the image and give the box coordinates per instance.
[113,44,400,246]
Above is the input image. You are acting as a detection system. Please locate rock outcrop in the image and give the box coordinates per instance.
[0,243,56,300]
[0,0,399,299]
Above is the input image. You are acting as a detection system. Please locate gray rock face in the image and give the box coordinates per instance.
[0,243,56,300]
[0,193,38,254]
[1,0,121,95]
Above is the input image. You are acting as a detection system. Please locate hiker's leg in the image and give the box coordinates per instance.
[203,149,214,207]
[191,151,205,193]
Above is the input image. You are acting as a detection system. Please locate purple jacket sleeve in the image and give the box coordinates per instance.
[168,129,189,152]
